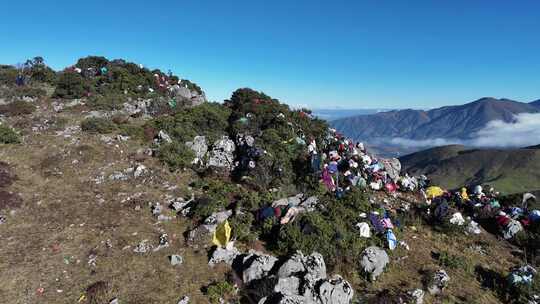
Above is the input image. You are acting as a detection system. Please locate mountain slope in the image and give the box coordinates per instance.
[400,145,540,193]
[531,99,540,108]
[332,97,540,142]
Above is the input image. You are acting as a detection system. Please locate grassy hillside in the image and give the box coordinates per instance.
[1,56,539,303]
[400,145,540,194]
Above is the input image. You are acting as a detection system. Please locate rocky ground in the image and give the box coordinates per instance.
[0,96,526,304]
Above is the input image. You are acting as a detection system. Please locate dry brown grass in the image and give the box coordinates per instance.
[0,99,525,304]
[0,108,228,303]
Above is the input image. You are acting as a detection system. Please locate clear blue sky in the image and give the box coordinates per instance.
[2,0,539,108]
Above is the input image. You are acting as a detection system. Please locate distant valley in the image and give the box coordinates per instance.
[330,97,540,157]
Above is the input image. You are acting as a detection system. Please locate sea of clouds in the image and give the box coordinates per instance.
[389,113,540,148]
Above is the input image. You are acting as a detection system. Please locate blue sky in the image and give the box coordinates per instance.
[1,0,539,108]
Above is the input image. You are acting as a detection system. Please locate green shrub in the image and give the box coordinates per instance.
[0,65,18,85]
[205,281,236,304]
[434,251,467,269]
[273,189,373,267]
[54,71,88,99]
[118,124,146,141]
[80,117,117,134]
[86,93,126,111]
[229,212,257,242]
[29,65,57,84]
[189,179,236,219]
[153,102,231,144]
[0,100,36,116]
[0,125,20,144]
[75,56,109,70]
[157,142,196,172]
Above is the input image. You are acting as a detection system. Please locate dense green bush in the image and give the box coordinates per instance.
[224,88,328,192]
[0,65,18,85]
[54,71,88,99]
[205,280,236,304]
[29,64,57,84]
[157,142,196,172]
[80,117,117,134]
[273,189,375,267]
[434,251,467,269]
[189,179,236,219]
[75,56,109,70]
[154,102,231,144]
[0,125,20,144]
[229,212,257,242]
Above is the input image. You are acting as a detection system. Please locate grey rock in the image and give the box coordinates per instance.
[186,136,208,161]
[209,246,241,266]
[274,276,301,296]
[177,296,190,304]
[207,136,235,169]
[428,269,450,295]
[157,130,172,144]
[133,165,147,178]
[133,240,152,254]
[152,203,163,216]
[303,252,326,283]
[408,289,424,304]
[382,158,401,181]
[243,254,279,284]
[277,252,306,278]
[317,275,354,304]
[204,210,233,226]
[171,200,188,211]
[360,246,389,281]
[170,254,184,266]
[187,224,213,243]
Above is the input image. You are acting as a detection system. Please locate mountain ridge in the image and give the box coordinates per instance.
[400,144,540,193]
[332,97,540,143]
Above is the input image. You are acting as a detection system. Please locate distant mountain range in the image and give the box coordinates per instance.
[331,97,540,141]
[311,108,391,121]
[400,144,540,194]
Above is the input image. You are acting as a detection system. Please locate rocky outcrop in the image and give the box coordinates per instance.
[210,249,353,304]
[170,84,207,107]
[360,246,389,281]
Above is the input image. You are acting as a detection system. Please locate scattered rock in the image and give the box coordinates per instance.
[153,234,170,252]
[157,130,172,144]
[207,136,235,170]
[427,269,450,295]
[170,254,184,266]
[242,252,279,283]
[185,136,208,162]
[209,245,241,266]
[449,212,465,226]
[408,289,424,304]
[317,275,354,304]
[133,240,152,254]
[360,246,389,281]
[177,295,190,304]
[467,220,481,234]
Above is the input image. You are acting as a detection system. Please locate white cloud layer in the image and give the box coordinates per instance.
[389,113,540,148]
